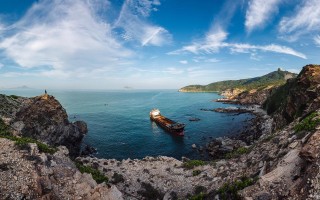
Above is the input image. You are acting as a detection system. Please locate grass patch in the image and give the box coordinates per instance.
[182,160,206,169]
[225,147,250,159]
[0,118,57,154]
[192,170,201,176]
[294,112,320,133]
[188,185,207,200]
[217,177,257,200]
[15,137,57,154]
[75,162,108,184]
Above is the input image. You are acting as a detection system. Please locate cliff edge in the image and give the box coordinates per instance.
[2,94,87,157]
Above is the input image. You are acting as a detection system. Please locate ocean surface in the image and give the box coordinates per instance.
[1,89,253,160]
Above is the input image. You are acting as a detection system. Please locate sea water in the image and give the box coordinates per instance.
[1,89,253,160]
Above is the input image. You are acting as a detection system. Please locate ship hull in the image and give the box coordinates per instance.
[150,115,184,136]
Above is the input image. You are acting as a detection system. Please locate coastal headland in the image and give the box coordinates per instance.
[0,64,320,199]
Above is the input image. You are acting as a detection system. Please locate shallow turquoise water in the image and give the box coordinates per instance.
[1,89,252,160]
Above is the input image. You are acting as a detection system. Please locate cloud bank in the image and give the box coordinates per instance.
[0,0,172,78]
[279,0,320,41]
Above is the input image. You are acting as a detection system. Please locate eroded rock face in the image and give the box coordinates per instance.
[236,87,276,105]
[13,95,87,157]
[265,65,320,129]
[0,94,24,118]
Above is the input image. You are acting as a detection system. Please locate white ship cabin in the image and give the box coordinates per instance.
[150,109,161,117]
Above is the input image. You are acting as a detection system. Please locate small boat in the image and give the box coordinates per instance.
[150,109,185,136]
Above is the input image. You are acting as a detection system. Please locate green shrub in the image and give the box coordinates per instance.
[192,170,201,176]
[225,147,250,159]
[0,119,11,137]
[75,162,108,184]
[112,172,125,184]
[137,182,164,200]
[189,192,206,200]
[182,160,206,169]
[188,186,207,200]
[294,112,320,132]
[217,177,257,200]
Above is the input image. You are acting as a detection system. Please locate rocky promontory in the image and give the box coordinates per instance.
[1,94,87,157]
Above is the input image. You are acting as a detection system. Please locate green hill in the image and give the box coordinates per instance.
[179,68,297,92]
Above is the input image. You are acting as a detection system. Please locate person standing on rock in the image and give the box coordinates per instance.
[45,89,47,94]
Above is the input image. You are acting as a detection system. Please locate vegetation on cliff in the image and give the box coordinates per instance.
[179,69,296,92]
[75,161,109,184]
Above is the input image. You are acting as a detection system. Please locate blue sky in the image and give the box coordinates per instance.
[0,0,319,89]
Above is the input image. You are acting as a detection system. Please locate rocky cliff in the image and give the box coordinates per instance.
[14,95,87,157]
[264,64,320,129]
[219,86,277,105]
[0,94,122,199]
[0,64,319,199]
[1,94,87,157]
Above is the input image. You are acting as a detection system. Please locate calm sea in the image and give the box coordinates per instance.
[1,89,252,160]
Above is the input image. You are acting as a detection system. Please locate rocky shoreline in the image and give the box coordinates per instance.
[1,64,320,199]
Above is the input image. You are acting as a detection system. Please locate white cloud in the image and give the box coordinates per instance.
[314,35,320,47]
[0,63,3,69]
[115,0,171,46]
[152,0,161,6]
[205,58,220,63]
[279,0,320,41]
[245,0,281,32]
[229,43,307,59]
[0,0,132,73]
[168,38,306,59]
[164,67,184,75]
[179,60,188,64]
[191,57,219,63]
[168,27,227,55]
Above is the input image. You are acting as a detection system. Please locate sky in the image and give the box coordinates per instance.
[0,0,319,90]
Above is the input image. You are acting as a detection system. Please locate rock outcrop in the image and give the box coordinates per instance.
[10,94,87,157]
[235,86,276,105]
[0,138,123,200]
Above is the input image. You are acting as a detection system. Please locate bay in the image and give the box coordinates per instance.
[1,89,252,160]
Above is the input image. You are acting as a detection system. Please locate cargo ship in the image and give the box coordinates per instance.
[150,109,185,136]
